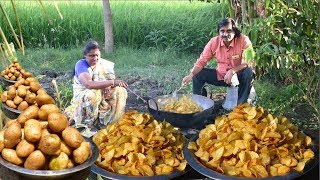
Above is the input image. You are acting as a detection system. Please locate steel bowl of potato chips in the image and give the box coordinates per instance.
[148,94,214,128]
[91,110,192,179]
[184,103,318,179]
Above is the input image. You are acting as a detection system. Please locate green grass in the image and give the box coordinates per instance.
[0,1,228,53]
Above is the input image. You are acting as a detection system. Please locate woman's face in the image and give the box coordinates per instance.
[219,23,235,43]
[85,48,100,66]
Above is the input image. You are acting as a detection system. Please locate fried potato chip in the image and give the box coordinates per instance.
[93,110,186,176]
[188,103,315,178]
[160,95,203,114]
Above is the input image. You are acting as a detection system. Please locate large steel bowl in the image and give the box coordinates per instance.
[91,163,192,180]
[1,103,22,119]
[0,137,99,180]
[184,135,319,180]
[0,75,16,86]
[148,94,214,128]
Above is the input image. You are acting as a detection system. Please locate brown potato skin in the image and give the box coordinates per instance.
[5,100,17,109]
[38,134,61,155]
[73,141,91,164]
[17,105,39,126]
[0,130,4,152]
[17,101,29,111]
[4,121,22,148]
[60,141,72,156]
[36,94,55,107]
[1,148,24,165]
[49,152,69,170]
[38,104,60,121]
[29,81,41,93]
[48,112,69,133]
[16,139,35,158]
[24,150,46,170]
[24,119,42,143]
[62,126,84,149]
[25,92,36,104]
[0,91,8,102]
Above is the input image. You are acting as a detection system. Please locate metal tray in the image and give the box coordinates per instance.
[91,163,192,180]
[0,75,16,86]
[0,137,99,180]
[184,135,319,180]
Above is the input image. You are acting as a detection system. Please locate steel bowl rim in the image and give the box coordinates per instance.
[0,75,16,83]
[0,137,99,177]
[2,103,22,114]
[148,93,214,115]
[184,134,319,180]
[91,162,192,180]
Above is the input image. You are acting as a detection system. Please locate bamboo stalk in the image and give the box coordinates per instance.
[53,0,64,20]
[0,26,15,63]
[37,0,53,25]
[0,2,22,51]
[10,0,24,55]
[227,0,235,18]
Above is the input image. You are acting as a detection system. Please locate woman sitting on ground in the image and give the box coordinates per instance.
[64,40,128,137]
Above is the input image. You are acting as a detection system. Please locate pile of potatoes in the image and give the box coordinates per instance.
[0,77,54,111]
[0,103,92,170]
[1,59,33,81]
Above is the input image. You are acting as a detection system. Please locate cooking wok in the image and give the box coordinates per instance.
[148,94,214,128]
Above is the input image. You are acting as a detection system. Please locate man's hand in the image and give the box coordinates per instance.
[182,73,193,85]
[224,69,234,84]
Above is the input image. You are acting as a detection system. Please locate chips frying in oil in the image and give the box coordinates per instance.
[188,103,315,178]
[160,95,203,114]
[93,110,187,176]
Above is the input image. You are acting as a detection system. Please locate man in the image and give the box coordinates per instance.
[182,18,255,104]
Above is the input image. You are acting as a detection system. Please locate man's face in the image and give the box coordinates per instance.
[85,48,100,66]
[219,23,235,43]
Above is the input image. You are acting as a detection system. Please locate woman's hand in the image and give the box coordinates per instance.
[224,69,234,84]
[182,73,193,85]
[114,80,128,88]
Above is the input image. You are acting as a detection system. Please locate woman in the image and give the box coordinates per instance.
[64,40,128,137]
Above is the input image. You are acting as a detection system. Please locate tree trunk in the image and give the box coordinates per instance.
[102,0,113,53]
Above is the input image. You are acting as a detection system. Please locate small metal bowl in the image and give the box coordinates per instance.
[0,75,16,86]
[1,103,22,119]
[0,137,99,180]
[184,135,319,180]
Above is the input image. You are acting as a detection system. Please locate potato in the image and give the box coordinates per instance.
[38,134,61,155]
[13,95,23,105]
[16,139,35,158]
[73,141,91,164]
[36,93,55,107]
[38,104,60,121]
[1,148,24,165]
[37,88,47,95]
[25,92,36,104]
[60,141,72,156]
[0,130,4,152]
[10,75,16,81]
[4,121,22,148]
[7,86,16,100]
[67,159,75,169]
[24,119,42,142]
[41,129,51,139]
[17,105,39,126]
[14,78,25,88]
[29,81,41,93]
[0,91,8,102]
[24,150,46,170]
[62,126,84,149]
[17,101,29,111]
[39,121,48,129]
[48,112,69,133]
[49,152,69,170]
[23,71,33,78]
[17,85,28,97]
[5,100,17,109]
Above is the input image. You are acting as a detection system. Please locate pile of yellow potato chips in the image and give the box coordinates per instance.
[188,103,315,178]
[160,95,203,114]
[93,110,187,176]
